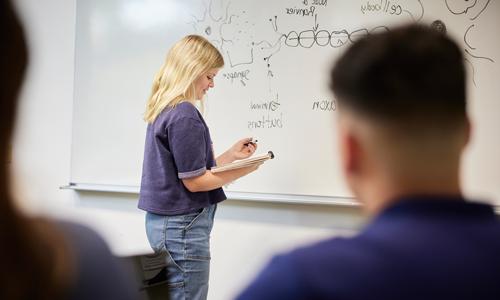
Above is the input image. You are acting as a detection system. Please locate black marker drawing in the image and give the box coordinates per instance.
[444,0,491,20]
[463,23,494,63]
[281,25,388,49]
[441,0,495,86]
[465,48,494,63]
[404,0,425,21]
[464,58,477,86]
[463,24,475,49]
[435,18,495,87]
[190,0,495,99]
[190,0,255,69]
[226,48,254,67]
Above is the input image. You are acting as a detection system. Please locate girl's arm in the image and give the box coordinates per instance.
[182,163,261,192]
[216,138,257,166]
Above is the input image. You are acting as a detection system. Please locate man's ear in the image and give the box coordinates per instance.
[339,120,361,178]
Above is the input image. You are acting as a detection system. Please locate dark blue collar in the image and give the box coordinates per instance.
[377,195,495,219]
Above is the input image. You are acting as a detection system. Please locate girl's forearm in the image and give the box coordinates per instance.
[182,165,256,192]
[215,150,235,166]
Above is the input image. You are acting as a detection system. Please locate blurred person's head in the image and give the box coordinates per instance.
[330,24,469,214]
[0,0,27,168]
[1,1,72,299]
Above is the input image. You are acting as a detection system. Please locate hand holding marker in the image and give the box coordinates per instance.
[239,137,257,156]
[244,138,274,159]
[244,138,258,147]
[212,138,274,173]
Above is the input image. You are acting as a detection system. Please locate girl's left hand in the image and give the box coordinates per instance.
[229,138,257,161]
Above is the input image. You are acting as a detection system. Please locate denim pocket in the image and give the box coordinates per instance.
[183,207,213,262]
[184,208,206,231]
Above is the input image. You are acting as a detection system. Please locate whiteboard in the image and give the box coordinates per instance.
[71,0,500,204]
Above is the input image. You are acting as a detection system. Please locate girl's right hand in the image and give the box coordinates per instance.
[228,138,258,161]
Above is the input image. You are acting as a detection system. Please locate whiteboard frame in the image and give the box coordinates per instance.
[62,183,500,214]
[62,182,359,206]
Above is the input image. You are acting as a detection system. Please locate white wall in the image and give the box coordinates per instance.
[10,1,365,299]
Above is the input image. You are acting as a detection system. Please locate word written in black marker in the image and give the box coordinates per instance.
[361,0,402,15]
[249,99,280,112]
[303,0,328,6]
[285,6,316,17]
[248,113,284,130]
[312,99,336,111]
[311,0,328,6]
[222,69,250,85]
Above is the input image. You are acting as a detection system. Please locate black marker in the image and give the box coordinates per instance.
[244,138,258,146]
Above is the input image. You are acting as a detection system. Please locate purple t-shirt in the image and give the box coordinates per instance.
[138,101,226,215]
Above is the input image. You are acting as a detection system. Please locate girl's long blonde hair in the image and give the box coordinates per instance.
[144,35,224,123]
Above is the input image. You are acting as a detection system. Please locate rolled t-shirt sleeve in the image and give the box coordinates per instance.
[168,117,207,179]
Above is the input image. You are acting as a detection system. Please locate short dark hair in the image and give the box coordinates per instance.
[330,24,466,130]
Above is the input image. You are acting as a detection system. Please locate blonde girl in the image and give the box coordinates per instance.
[139,35,259,300]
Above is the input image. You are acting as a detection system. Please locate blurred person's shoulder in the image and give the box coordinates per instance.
[237,236,364,300]
[58,221,140,300]
[242,198,500,299]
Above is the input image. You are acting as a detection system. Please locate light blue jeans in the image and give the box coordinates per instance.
[145,205,217,300]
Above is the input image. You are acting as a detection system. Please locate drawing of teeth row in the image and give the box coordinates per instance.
[284,26,389,48]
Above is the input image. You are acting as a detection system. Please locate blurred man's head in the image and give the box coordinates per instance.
[330,24,470,213]
[1,0,28,197]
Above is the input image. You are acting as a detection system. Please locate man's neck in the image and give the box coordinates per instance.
[362,172,463,216]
